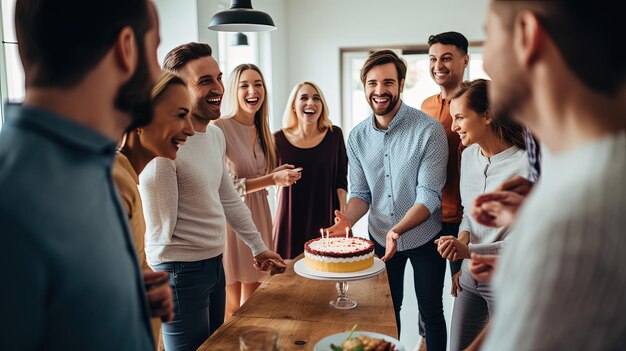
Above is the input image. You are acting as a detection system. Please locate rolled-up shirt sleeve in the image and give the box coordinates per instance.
[414,124,448,214]
[347,132,371,204]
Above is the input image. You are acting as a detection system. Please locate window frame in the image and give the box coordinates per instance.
[339,41,485,132]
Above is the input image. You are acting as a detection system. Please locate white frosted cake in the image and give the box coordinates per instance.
[304,237,375,273]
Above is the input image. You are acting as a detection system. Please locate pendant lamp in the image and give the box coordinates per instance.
[232,32,249,46]
[208,0,276,32]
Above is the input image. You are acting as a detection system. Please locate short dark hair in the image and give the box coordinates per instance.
[162,42,213,74]
[493,0,625,95]
[360,50,407,85]
[453,79,526,150]
[15,0,150,88]
[428,31,469,55]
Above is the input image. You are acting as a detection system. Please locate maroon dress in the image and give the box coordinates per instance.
[272,126,348,259]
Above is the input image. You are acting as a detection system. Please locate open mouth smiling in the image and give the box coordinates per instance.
[206,96,221,106]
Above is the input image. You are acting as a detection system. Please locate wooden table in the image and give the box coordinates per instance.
[197,256,397,350]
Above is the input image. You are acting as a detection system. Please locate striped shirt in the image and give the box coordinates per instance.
[484,131,626,350]
[347,102,448,250]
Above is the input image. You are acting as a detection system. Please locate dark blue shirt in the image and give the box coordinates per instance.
[0,104,153,350]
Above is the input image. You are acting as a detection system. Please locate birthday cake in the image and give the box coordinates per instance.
[304,237,375,273]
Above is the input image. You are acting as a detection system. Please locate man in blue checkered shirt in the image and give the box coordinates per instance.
[327,50,449,351]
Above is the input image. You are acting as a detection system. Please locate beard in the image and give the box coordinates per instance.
[368,91,400,116]
[115,40,154,131]
[191,93,222,122]
[490,77,531,125]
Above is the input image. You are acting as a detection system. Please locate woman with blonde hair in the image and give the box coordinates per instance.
[213,64,300,318]
[113,70,195,347]
[273,81,348,259]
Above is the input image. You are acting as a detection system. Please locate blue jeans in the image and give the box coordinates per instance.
[372,234,447,351]
[152,255,226,351]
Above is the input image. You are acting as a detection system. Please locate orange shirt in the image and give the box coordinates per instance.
[421,94,463,223]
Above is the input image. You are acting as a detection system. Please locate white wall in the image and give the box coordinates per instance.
[153,0,200,64]
[285,0,489,127]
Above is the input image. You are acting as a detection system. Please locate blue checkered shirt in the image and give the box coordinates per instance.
[347,102,448,250]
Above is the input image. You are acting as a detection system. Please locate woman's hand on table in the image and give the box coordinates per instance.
[254,250,287,275]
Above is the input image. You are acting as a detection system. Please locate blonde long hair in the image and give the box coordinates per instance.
[283,82,333,132]
[119,71,186,150]
[223,64,276,174]
[152,71,186,102]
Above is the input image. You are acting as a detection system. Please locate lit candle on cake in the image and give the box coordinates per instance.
[326,230,330,246]
[345,227,349,238]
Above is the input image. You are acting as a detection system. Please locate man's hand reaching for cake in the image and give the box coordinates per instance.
[325,210,353,237]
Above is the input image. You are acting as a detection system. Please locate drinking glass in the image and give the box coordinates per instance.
[239,327,279,351]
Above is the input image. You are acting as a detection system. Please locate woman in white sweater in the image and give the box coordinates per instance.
[435,79,530,351]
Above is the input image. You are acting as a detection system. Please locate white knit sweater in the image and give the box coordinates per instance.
[138,125,267,265]
[484,132,626,350]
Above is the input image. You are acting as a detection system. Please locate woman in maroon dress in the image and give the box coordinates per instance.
[273,82,348,259]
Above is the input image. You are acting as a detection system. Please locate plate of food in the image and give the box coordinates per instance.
[313,325,404,351]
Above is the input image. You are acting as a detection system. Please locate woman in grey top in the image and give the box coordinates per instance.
[435,79,530,351]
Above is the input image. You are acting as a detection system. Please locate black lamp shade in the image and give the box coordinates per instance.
[232,32,249,46]
[208,0,276,32]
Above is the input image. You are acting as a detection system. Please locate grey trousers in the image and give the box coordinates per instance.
[449,269,496,351]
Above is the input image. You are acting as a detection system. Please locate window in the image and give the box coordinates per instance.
[217,32,259,83]
[340,44,488,133]
[1,0,25,127]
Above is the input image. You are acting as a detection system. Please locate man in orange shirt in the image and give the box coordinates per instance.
[420,31,469,351]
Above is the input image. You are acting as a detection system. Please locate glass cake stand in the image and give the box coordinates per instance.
[294,257,386,310]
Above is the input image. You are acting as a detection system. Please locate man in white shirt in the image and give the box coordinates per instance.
[476,1,626,350]
[139,42,285,351]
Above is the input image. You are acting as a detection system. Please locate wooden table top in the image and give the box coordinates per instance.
[197,257,397,350]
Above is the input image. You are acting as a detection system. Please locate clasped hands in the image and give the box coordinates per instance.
[435,235,470,262]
